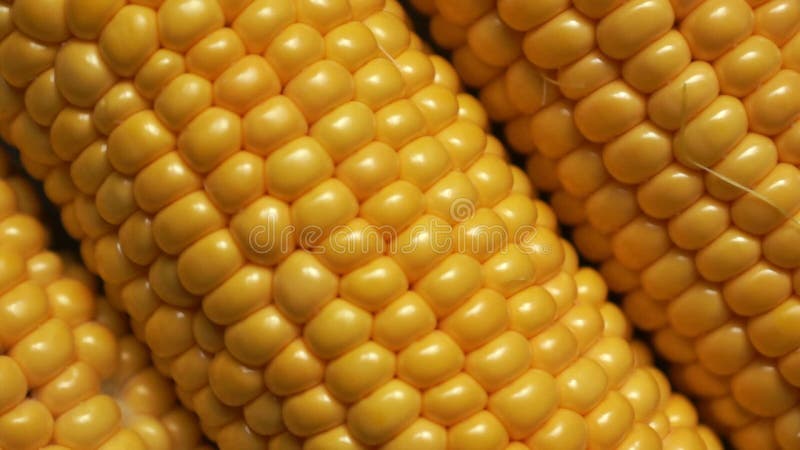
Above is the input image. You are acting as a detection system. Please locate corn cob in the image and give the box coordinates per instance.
[0,160,205,449]
[0,0,717,447]
[414,0,800,447]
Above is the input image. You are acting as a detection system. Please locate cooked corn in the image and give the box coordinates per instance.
[415,0,800,447]
[0,160,205,449]
[1,0,717,448]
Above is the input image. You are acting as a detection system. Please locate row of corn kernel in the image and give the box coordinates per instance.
[412,0,800,448]
[0,1,537,445]
[2,0,716,448]
[0,156,205,449]
[414,1,800,279]
[0,0,688,446]
[424,0,800,444]
[440,45,723,449]
[14,0,708,446]
[0,0,254,442]
[442,65,664,367]
[0,0,438,444]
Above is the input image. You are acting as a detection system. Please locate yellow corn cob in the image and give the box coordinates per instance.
[414,0,800,447]
[0,160,206,449]
[0,0,716,448]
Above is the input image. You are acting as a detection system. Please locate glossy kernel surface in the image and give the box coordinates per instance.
[415,0,800,446]
[0,1,723,449]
